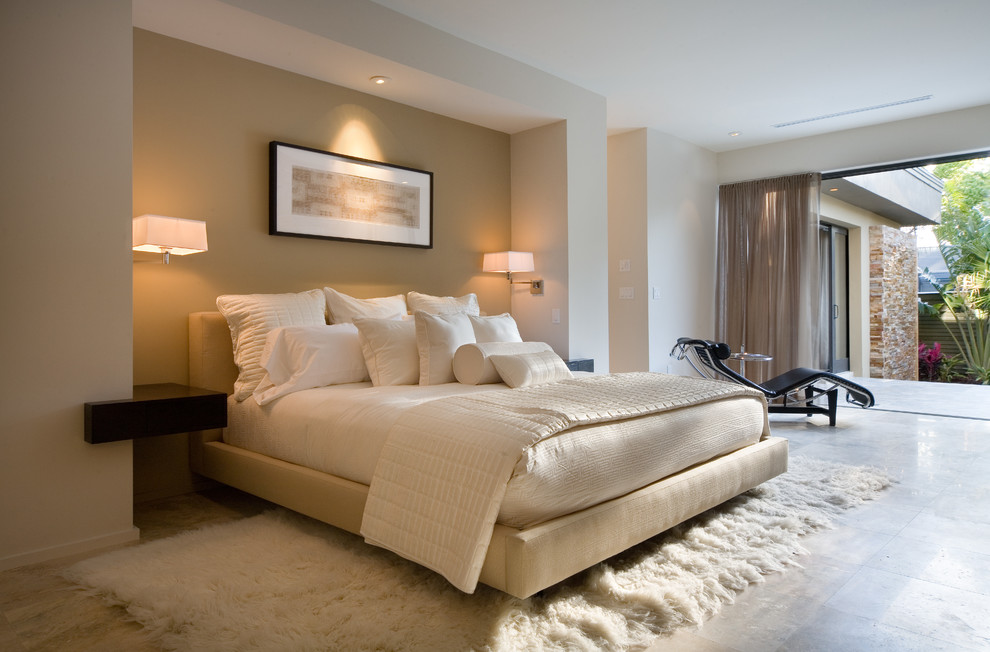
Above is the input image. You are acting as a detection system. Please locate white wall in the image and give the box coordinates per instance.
[0,0,137,569]
[718,104,990,184]
[607,129,718,374]
[647,130,719,373]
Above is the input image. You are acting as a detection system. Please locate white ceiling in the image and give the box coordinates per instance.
[134,0,990,153]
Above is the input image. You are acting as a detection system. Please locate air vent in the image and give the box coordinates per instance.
[772,95,933,128]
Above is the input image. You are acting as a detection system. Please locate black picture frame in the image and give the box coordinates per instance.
[269,141,433,248]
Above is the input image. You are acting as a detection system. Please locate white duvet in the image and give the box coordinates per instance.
[225,378,765,530]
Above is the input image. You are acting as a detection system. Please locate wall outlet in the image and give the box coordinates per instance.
[619,259,631,272]
[551,308,561,324]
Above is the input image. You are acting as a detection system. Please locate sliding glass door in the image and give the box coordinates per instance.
[819,223,849,372]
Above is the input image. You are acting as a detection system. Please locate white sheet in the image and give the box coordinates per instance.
[224,376,766,529]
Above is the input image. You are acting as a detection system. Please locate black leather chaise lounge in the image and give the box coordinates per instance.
[670,338,875,426]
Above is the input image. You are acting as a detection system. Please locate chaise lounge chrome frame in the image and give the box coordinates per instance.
[671,338,875,426]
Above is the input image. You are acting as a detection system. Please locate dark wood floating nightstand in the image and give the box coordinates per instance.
[565,358,594,373]
[85,383,227,444]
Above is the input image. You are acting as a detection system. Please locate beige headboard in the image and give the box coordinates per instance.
[189,312,237,395]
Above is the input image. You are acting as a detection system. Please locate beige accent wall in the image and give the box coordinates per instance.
[0,0,137,569]
[510,122,569,356]
[132,30,511,500]
[607,131,650,371]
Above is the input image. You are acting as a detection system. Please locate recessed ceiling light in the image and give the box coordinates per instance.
[370,75,391,85]
[829,187,839,192]
[728,131,741,137]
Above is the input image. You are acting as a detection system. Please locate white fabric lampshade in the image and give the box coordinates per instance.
[482,251,534,273]
[132,214,208,256]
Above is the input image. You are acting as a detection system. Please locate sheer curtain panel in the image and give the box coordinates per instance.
[715,173,822,382]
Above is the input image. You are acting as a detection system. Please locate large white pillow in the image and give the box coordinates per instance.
[324,287,407,323]
[489,350,573,388]
[216,289,327,401]
[406,291,480,316]
[452,341,554,385]
[415,311,476,385]
[469,313,523,343]
[252,324,369,405]
[353,317,419,386]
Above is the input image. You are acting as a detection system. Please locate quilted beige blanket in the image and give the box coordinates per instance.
[360,372,768,593]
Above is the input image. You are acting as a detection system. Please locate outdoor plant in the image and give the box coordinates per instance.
[918,342,965,383]
[920,161,990,384]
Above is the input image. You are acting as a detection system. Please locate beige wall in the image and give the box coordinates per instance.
[510,122,570,356]
[132,30,512,500]
[607,130,650,371]
[0,0,136,569]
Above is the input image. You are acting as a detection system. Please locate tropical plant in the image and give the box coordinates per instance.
[923,161,990,383]
[918,342,966,383]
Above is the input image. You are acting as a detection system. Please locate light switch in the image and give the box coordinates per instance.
[619,259,631,272]
[551,308,561,324]
[652,287,661,300]
[619,287,634,299]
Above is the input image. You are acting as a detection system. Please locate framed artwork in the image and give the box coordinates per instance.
[269,141,433,248]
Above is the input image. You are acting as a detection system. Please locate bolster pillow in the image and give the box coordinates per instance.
[453,341,554,385]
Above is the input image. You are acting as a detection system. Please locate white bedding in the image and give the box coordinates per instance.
[224,377,766,529]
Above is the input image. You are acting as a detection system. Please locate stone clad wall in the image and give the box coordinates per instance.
[869,226,919,379]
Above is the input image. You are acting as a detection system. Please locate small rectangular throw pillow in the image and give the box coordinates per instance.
[489,350,573,388]
[469,313,523,343]
[414,311,476,385]
[406,290,480,316]
[324,287,407,323]
[216,289,327,401]
[452,341,554,385]
[252,324,369,405]
[353,317,419,386]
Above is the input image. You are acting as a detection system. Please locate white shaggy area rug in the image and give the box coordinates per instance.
[66,456,890,651]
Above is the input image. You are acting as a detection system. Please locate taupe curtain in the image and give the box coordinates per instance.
[715,173,822,382]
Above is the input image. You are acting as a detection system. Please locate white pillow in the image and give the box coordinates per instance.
[452,341,554,385]
[489,350,573,388]
[324,287,407,323]
[252,324,369,405]
[406,291,480,316]
[216,290,327,401]
[469,313,523,343]
[415,311,476,385]
[353,317,419,386]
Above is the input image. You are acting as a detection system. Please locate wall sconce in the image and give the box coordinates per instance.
[483,251,544,295]
[132,214,208,264]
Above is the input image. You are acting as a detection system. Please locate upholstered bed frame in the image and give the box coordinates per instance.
[187,311,789,598]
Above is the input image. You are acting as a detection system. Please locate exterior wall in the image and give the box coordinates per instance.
[820,195,900,377]
[869,226,919,379]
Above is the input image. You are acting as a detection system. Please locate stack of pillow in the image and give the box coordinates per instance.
[215,288,573,405]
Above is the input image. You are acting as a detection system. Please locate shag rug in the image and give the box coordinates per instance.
[66,456,890,651]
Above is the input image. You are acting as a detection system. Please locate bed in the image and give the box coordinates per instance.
[187,293,787,599]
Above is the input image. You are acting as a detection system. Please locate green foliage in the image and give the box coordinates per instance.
[929,160,990,383]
